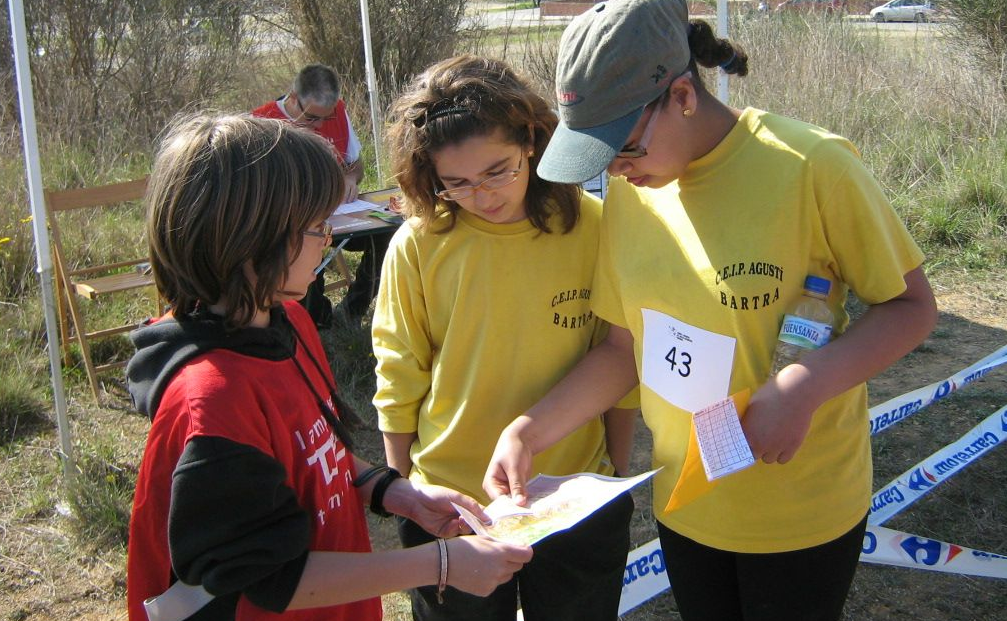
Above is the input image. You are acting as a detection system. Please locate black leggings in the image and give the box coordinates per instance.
[657,514,867,621]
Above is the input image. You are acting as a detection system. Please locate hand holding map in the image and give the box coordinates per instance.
[453,470,659,546]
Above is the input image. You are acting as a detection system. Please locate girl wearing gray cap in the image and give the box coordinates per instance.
[484,1,937,620]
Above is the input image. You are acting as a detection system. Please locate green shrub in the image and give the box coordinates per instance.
[15,0,260,150]
[943,0,1007,87]
[0,206,38,301]
[921,201,980,247]
[954,180,1007,230]
[286,0,469,101]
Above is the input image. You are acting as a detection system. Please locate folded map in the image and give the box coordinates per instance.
[453,469,659,546]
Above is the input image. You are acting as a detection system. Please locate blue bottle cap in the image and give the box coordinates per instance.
[804,275,831,296]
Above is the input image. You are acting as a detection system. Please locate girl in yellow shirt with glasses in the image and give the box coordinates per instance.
[374,55,639,621]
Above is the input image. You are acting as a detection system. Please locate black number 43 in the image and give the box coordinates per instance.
[664,347,692,377]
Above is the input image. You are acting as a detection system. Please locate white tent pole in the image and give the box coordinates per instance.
[717,0,729,103]
[8,0,75,481]
[359,0,383,183]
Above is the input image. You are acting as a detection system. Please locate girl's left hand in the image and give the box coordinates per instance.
[741,364,822,464]
[383,479,487,538]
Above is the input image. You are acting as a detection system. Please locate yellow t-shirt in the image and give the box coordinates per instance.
[594,108,924,553]
[374,192,629,502]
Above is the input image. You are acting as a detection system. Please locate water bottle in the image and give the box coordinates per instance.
[770,275,834,375]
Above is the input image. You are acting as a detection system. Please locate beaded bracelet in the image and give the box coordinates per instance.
[436,537,449,604]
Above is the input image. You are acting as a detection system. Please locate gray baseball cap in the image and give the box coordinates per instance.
[538,0,692,184]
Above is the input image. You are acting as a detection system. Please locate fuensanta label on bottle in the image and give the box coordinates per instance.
[777,316,832,348]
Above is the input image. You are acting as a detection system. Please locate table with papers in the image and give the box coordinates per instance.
[326,188,404,241]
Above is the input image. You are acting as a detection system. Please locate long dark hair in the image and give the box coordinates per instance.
[687,20,750,84]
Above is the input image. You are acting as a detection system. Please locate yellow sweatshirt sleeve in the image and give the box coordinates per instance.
[372,223,432,434]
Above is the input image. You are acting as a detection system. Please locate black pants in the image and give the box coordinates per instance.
[657,514,868,621]
[299,231,393,327]
[397,492,634,621]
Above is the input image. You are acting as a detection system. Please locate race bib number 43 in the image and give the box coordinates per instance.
[641,309,736,413]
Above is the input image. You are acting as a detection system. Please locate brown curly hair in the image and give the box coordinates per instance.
[386,54,581,234]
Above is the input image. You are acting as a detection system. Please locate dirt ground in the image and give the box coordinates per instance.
[2,272,1005,620]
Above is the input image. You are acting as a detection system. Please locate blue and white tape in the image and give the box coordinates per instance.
[611,344,1007,615]
[869,344,1007,435]
[619,538,670,615]
[869,403,1006,525]
[616,518,1007,615]
[861,524,1007,579]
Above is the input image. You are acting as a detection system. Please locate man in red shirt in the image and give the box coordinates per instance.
[253,64,391,328]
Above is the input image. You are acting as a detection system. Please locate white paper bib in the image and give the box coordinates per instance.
[641,308,736,413]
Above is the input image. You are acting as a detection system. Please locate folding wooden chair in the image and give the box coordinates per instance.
[45,177,159,400]
[323,243,355,294]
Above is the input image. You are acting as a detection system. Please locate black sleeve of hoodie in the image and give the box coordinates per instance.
[168,436,311,613]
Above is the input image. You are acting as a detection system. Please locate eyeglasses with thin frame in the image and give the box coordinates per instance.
[435,154,524,201]
[295,98,337,124]
[313,237,350,275]
[304,222,336,275]
[303,221,333,241]
[616,91,668,159]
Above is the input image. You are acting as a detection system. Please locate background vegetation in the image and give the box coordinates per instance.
[1,2,1006,619]
[287,0,470,100]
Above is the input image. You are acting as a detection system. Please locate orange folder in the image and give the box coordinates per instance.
[664,388,751,513]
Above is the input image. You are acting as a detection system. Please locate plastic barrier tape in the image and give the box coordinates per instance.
[869,403,1006,525]
[616,520,1007,616]
[619,538,671,615]
[861,524,1007,579]
[612,346,1007,615]
[869,344,1007,435]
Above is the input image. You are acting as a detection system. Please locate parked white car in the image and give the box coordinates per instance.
[870,0,936,22]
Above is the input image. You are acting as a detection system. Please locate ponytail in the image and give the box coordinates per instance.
[687,20,749,77]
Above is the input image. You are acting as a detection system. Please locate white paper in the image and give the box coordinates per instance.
[453,469,659,546]
[334,198,381,214]
[641,309,736,413]
[693,396,754,480]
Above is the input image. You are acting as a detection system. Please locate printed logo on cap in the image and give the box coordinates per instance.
[557,91,584,107]
[650,65,669,84]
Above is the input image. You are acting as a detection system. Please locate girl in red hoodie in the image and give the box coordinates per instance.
[126,113,531,621]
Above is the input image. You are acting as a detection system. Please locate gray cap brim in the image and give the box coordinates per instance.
[538,106,643,184]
